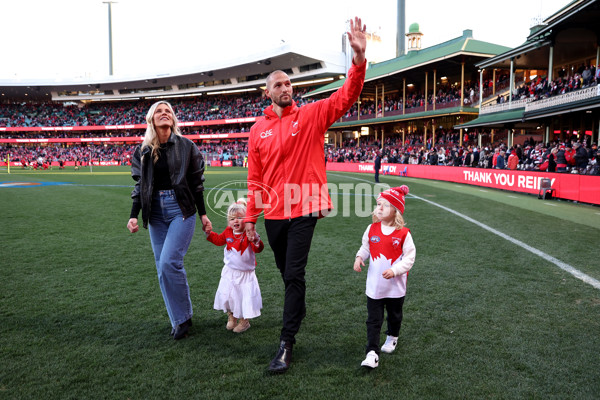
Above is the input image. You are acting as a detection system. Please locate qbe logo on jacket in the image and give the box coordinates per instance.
[260,129,273,139]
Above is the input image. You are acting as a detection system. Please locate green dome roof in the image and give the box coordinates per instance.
[408,23,420,34]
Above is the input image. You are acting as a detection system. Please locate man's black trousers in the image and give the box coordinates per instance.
[265,216,318,344]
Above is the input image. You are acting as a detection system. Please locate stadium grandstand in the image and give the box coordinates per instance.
[1,0,599,203]
[0,43,349,166]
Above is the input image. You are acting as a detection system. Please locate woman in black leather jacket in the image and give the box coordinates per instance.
[127,101,212,340]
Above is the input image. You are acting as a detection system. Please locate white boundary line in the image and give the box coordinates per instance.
[329,172,600,290]
[412,194,600,290]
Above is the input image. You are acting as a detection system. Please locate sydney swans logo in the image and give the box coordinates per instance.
[291,120,300,136]
[205,180,279,218]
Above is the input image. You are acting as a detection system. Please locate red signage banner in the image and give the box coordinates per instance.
[0,161,121,167]
[0,132,249,144]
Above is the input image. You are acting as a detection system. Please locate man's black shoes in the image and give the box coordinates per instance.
[268,340,293,373]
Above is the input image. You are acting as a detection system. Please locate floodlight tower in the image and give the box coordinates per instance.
[397,0,406,57]
[103,1,117,75]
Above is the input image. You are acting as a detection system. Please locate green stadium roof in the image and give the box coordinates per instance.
[306,31,512,97]
[454,109,526,129]
[331,106,479,129]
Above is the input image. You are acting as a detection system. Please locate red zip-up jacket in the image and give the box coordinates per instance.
[245,60,366,222]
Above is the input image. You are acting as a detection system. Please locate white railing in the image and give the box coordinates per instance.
[525,85,599,112]
[479,98,530,114]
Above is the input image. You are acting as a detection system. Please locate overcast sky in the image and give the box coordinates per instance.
[2,0,570,79]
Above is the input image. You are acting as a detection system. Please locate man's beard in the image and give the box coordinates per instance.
[274,95,292,108]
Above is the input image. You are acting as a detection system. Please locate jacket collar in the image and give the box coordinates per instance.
[166,132,177,144]
[264,100,297,119]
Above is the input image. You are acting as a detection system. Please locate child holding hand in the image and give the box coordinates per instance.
[353,185,416,368]
[207,199,264,333]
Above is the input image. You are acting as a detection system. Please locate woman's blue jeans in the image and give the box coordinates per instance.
[148,190,195,328]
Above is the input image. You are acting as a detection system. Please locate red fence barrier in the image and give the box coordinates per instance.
[0,117,259,133]
[1,161,121,167]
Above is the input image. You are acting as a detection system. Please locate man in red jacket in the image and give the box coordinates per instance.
[245,16,367,373]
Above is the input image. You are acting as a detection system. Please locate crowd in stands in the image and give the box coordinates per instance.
[2,64,599,174]
[0,88,314,129]
[0,125,251,139]
[0,144,137,166]
[0,97,259,128]
[0,75,529,129]
[0,139,249,167]
[343,82,482,119]
[481,73,510,99]
[197,140,247,164]
[2,132,598,175]
[3,66,596,131]
[329,134,599,175]
[2,81,484,129]
[496,64,600,103]
[340,74,516,120]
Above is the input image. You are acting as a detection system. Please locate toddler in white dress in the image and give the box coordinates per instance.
[207,199,264,333]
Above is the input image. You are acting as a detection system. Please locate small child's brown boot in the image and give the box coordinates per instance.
[226,312,237,330]
[233,318,250,333]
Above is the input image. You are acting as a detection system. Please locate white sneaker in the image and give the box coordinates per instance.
[360,350,379,368]
[381,335,398,353]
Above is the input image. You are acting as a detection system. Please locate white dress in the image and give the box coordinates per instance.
[207,227,263,319]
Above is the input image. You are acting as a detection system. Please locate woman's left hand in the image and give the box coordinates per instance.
[201,215,212,233]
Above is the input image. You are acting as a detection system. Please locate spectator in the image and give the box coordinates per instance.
[427,148,438,165]
[548,148,558,172]
[507,149,519,170]
[564,144,575,168]
[463,146,474,167]
[374,151,381,182]
[496,150,506,169]
[492,148,500,168]
[573,142,589,172]
[556,145,568,172]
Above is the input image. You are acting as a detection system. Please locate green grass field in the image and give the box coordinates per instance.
[1,166,599,399]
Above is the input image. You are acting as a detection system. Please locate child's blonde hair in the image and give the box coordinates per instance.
[372,199,406,229]
[227,198,247,218]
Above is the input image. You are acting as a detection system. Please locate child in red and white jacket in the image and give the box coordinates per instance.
[353,185,416,368]
[207,199,264,333]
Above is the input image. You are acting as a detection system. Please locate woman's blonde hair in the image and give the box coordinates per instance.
[227,198,247,218]
[141,101,182,163]
[372,199,406,229]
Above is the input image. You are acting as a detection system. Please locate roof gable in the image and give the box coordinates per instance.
[307,33,511,96]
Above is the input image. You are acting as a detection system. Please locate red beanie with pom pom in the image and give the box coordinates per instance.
[377,185,409,214]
